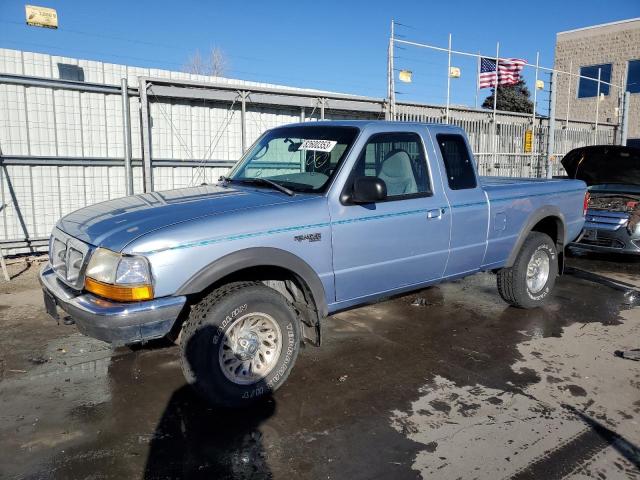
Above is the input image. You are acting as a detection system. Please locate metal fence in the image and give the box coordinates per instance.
[0,48,619,255]
[393,103,616,177]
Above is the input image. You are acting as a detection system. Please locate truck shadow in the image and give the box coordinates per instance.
[143,385,275,479]
[144,324,276,479]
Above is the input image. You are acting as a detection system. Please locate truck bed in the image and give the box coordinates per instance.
[480,176,574,188]
[480,176,584,202]
[478,176,586,269]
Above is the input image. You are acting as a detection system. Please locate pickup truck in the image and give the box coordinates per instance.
[40,121,587,406]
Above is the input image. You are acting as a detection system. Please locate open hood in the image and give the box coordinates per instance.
[561,145,640,187]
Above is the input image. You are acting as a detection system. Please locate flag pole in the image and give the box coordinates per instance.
[594,67,601,143]
[390,20,396,120]
[446,33,452,123]
[563,60,572,158]
[565,60,572,128]
[386,23,390,119]
[492,42,499,169]
[532,52,539,169]
[475,51,480,109]
[492,43,499,122]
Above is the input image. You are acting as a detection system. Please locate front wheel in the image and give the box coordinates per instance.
[180,282,300,407]
[497,232,558,309]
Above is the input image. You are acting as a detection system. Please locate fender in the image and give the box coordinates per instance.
[505,206,566,268]
[176,247,328,318]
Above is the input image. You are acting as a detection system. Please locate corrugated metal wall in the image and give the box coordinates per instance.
[0,48,618,254]
[0,48,374,252]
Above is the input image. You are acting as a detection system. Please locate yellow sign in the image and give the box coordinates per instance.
[524,129,533,153]
[398,70,412,83]
[449,67,461,78]
[25,5,58,29]
[535,79,544,90]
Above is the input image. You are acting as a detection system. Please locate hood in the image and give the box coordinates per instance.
[561,145,640,187]
[57,185,308,251]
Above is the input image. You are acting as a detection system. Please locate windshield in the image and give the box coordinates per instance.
[229,126,359,193]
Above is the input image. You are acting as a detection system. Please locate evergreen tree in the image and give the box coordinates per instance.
[482,79,534,113]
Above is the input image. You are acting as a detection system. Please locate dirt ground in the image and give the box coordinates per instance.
[0,253,639,479]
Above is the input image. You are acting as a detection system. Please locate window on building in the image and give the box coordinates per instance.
[577,64,612,98]
[627,59,640,94]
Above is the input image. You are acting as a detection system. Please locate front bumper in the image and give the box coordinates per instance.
[569,229,640,255]
[39,265,186,346]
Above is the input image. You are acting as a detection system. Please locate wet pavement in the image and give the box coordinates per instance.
[0,254,639,479]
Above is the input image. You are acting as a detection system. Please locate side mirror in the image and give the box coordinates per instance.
[351,176,387,204]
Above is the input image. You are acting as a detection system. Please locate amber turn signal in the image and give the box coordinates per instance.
[85,277,154,302]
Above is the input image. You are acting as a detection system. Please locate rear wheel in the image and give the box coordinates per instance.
[497,232,558,309]
[180,282,300,407]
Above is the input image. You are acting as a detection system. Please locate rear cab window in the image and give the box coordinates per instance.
[436,134,477,190]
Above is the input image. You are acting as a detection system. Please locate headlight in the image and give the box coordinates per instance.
[84,248,153,302]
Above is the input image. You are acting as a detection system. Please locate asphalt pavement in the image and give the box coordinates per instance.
[0,254,639,479]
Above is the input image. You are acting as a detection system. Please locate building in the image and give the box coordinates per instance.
[553,18,640,145]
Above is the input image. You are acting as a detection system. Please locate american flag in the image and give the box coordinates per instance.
[479,57,526,88]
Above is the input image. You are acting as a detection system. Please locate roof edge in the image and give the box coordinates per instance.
[557,17,640,36]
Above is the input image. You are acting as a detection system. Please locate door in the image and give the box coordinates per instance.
[330,131,451,302]
[432,131,489,276]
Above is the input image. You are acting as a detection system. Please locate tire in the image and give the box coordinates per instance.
[497,232,559,309]
[180,281,300,407]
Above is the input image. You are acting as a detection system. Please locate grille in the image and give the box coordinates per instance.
[49,229,91,289]
[50,237,67,278]
[580,236,625,249]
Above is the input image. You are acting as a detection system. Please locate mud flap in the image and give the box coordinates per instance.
[294,301,322,347]
[43,290,59,322]
[301,321,322,347]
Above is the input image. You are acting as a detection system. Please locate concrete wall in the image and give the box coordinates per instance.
[553,18,640,140]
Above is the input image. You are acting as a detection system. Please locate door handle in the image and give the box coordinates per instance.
[427,208,445,219]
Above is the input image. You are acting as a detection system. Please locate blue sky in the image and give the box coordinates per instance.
[0,0,638,110]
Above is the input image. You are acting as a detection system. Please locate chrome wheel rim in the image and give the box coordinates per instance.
[526,250,550,294]
[219,312,282,385]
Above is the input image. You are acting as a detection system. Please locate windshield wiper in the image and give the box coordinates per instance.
[221,176,295,196]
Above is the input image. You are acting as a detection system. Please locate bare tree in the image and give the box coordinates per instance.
[208,47,226,77]
[184,50,206,75]
[183,47,227,77]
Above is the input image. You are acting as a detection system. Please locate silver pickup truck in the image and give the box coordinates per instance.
[41,121,587,406]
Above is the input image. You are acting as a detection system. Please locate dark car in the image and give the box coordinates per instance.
[563,145,640,254]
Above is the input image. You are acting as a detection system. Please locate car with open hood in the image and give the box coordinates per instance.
[562,145,640,254]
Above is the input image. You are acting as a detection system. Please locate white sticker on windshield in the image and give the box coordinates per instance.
[298,139,337,152]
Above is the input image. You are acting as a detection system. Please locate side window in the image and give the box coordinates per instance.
[352,132,431,199]
[436,134,477,190]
